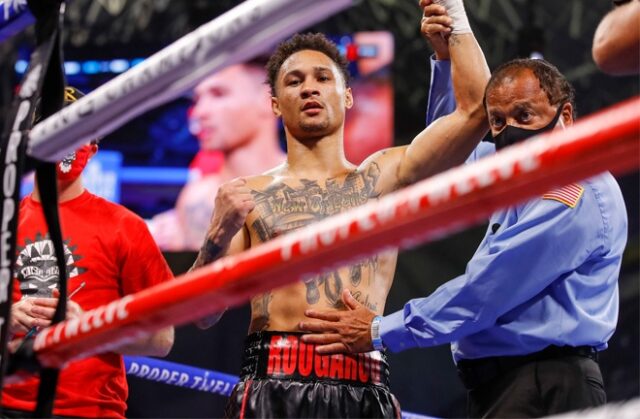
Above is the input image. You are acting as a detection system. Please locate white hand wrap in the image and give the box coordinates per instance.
[433,0,471,34]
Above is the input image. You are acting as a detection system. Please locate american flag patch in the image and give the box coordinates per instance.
[543,183,585,208]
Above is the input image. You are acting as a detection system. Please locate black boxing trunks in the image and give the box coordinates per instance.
[224,331,401,419]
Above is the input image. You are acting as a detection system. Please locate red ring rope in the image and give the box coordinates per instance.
[22,96,640,372]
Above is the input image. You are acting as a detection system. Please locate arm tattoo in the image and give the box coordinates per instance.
[190,239,224,271]
[448,34,461,47]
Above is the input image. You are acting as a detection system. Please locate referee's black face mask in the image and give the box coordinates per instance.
[493,104,565,151]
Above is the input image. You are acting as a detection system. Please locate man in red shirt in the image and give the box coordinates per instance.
[1,87,175,418]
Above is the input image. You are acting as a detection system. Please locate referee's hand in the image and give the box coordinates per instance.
[300,289,376,355]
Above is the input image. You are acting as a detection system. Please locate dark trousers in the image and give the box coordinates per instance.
[466,355,606,418]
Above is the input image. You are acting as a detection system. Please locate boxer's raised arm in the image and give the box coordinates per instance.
[367,0,490,194]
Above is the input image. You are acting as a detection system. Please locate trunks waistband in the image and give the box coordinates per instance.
[240,331,390,387]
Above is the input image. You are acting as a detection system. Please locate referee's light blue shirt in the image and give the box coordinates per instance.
[380,57,628,362]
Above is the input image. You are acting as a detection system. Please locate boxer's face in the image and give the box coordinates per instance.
[485,68,573,137]
[271,49,353,141]
[190,65,271,152]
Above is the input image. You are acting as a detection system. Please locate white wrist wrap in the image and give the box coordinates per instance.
[433,0,471,34]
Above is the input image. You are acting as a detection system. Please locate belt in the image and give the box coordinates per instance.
[240,331,390,387]
[456,345,598,390]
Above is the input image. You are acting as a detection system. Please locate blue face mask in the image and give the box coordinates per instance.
[493,104,565,151]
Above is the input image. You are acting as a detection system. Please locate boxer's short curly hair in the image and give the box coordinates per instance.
[266,33,350,96]
[484,58,577,119]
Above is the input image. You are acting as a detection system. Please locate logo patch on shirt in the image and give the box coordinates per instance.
[16,232,87,298]
[543,183,584,208]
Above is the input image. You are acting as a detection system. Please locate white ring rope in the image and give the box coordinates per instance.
[28,0,352,162]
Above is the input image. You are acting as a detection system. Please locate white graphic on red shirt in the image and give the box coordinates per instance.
[15,232,87,298]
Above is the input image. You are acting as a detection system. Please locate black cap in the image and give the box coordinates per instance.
[63,86,85,105]
[34,86,85,123]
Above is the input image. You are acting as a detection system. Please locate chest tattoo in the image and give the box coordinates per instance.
[250,164,382,309]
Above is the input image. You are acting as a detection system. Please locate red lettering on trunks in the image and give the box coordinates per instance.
[267,335,282,375]
[314,351,330,378]
[344,354,358,380]
[298,340,314,377]
[263,334,384,386]
[358,353,370,383]
[370,357,381,384]
[329,354,344,379]
[282,335,298,375]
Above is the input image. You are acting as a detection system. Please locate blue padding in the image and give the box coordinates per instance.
[124,355,238,396]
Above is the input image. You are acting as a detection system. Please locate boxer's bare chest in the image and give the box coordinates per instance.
[245,163,385,309]
[248,164,381,242]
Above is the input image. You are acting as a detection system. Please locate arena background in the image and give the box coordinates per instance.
[0,1,637,417]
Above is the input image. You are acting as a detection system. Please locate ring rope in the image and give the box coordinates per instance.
[27,0,353,162]
[123,356,437,419]
[15,96,636,372]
